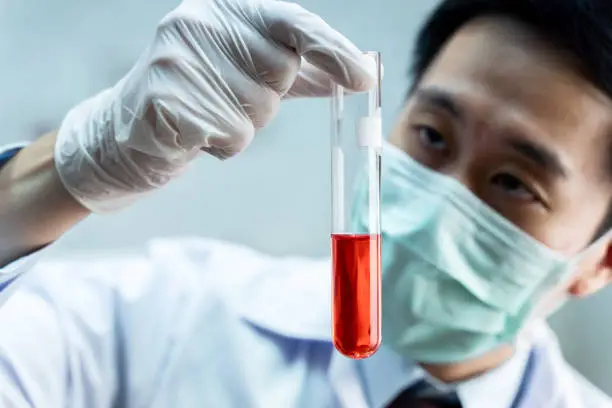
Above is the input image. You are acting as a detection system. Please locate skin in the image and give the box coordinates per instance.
[389,17,612,381]
[0,131,89,265]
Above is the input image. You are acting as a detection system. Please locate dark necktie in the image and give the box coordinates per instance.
[386,379,463,408]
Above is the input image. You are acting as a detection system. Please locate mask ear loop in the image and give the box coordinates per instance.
[539,228,612,290]
[516,228,612,347]
[515,284,570,350]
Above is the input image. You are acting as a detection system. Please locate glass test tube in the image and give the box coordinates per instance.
[331,51,382,359]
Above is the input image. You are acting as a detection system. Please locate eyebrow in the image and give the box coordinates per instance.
[415,87,569,179]
[415,88,464,119]
[505,137,568,178]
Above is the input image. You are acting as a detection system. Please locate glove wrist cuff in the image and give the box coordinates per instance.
[54,89,149,213]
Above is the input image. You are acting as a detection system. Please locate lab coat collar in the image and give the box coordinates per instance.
[352,346,425,407]
[234,252,334,341]
[148,237,335,341]
[328,354,370,408]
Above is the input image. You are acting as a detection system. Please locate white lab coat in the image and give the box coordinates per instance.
[0,237,610,408]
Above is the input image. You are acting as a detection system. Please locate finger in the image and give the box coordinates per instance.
[258,1,376,93]
[247,31,302,95]
[284,60,335,98]
[285,58,384,99]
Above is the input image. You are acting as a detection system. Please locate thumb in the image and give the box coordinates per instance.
[259,0,376,93]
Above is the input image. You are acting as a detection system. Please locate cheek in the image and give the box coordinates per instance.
[530,200,609,255]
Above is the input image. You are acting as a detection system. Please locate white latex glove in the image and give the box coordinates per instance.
[54,0,377,213]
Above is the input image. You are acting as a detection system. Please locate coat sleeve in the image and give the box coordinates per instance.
[0,257,138,408]
[0,247,195,408]
[569,365,612,407]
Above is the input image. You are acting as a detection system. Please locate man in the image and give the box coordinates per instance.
[0,0,611,406]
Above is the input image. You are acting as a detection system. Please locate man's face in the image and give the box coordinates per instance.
[390,17,612,256]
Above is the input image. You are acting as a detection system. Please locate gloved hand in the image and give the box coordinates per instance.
[54,0,376,213]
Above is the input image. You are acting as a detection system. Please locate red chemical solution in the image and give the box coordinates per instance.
[331,233,381,359]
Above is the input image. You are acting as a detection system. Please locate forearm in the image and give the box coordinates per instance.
[0,131,90,265]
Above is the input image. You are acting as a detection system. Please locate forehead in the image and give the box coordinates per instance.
[415,17,612,181]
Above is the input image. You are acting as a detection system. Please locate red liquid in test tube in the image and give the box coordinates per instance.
[332,233,381,359]
[330,51,382,359]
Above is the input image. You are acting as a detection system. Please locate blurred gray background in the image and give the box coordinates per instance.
[1,0,609,395]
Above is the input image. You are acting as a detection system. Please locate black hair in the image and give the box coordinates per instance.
[409,0,612,239]
[411,0,612,93]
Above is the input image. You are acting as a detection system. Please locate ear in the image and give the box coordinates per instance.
[568,242,612,297]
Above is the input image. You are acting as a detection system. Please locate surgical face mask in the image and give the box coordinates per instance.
[351,142,607,364]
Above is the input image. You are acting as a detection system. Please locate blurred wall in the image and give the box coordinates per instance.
[1,0,610,396]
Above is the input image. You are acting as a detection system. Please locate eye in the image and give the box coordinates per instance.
[415,125,448,150]
[491,173,539,201]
